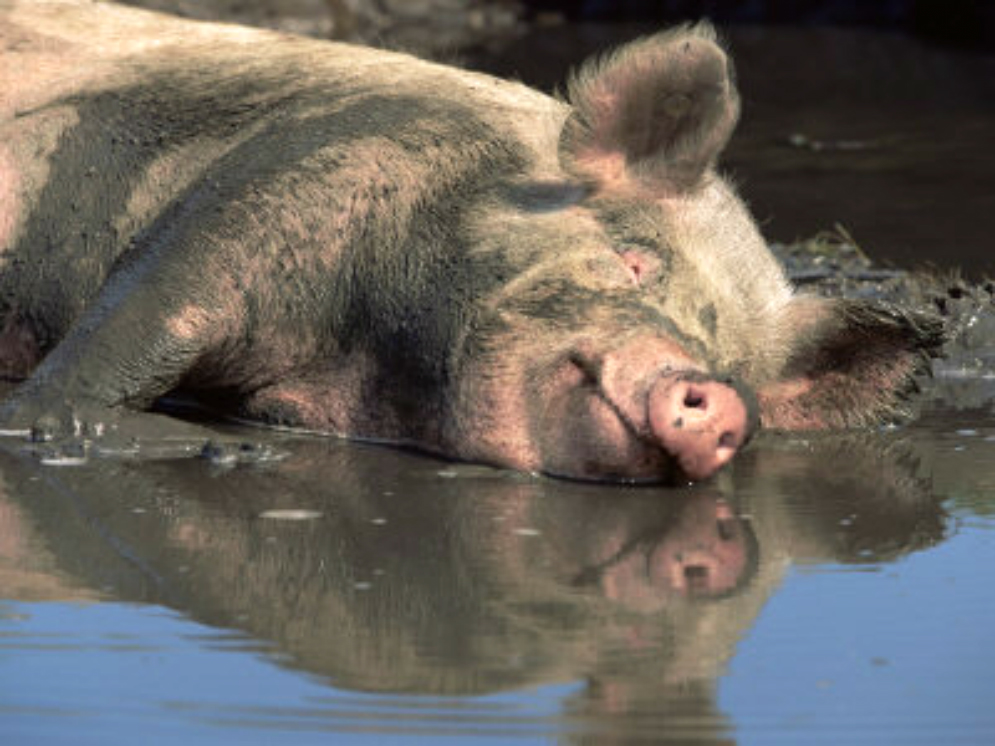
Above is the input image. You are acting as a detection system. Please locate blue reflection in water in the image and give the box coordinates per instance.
[721,515,995,745]
[0,602,584,745]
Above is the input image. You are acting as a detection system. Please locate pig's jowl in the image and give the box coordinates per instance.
[0,2,941,482]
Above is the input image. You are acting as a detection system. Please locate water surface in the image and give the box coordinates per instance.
[2,396,994,744]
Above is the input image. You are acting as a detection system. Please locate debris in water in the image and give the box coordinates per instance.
[258,509,323,520]
[38,454,88,466]
[786,132,882,152]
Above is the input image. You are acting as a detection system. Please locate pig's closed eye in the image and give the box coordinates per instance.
[618,248,663,286]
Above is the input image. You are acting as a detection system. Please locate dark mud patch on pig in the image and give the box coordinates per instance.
[3,73,517,351]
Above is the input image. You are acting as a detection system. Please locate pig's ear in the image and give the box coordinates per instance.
[758,297,945,430]
[559,23,739,193]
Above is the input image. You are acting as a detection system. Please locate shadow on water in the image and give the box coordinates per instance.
[4,409,990,742]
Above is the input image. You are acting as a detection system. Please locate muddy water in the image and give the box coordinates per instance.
[2,393,995,745]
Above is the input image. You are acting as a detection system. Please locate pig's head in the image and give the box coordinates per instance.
[443,24,942,484]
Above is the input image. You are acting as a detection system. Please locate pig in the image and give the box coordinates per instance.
[0,1,942,483]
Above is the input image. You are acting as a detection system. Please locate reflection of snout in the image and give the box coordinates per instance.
[649,376,750,481]
[652,546,737,597]
[592,496,754,611]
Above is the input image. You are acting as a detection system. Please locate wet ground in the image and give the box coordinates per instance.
[4,13,995,746]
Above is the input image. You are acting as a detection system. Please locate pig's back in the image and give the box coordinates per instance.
[0,1,564,143]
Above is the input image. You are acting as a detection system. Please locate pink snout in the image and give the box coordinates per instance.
[648,375,752,481]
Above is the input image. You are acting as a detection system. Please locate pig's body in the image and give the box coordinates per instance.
[0,1,940,482]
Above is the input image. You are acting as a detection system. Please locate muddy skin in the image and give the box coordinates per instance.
[0,3,942,483]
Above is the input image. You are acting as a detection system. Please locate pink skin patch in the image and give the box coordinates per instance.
[757,378,823,430]
[573,149,635,195]
[618,249,663,286]
[534,335,750,482]
[758,352,919,431]
[648,376,748,480]
[597,495,750,611]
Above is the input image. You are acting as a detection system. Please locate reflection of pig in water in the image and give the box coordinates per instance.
[0,3,941,482]
[0,432,946,731]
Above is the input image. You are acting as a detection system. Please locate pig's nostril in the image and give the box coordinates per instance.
[683,388,706,409]
[649,376,751,481]
[684,564,710,591]
[717,518,737,542]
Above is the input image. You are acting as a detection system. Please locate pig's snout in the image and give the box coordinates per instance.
[648,376,750,481]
